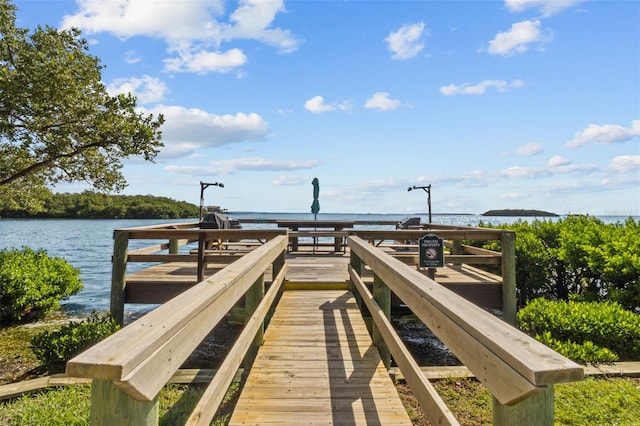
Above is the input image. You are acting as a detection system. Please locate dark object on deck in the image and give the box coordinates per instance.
[311,177,320,219]
[200,212,242,229]
[397,217,421,229]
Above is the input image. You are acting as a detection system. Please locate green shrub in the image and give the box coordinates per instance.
[535,331,618,364]
[31,312,119,372]
[0,247,83,324]
[518,298,640,362]
[476,217,640,310]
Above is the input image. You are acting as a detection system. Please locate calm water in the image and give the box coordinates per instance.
[0,213,633,315]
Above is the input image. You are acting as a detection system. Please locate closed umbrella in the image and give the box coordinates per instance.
[311,177,320,220]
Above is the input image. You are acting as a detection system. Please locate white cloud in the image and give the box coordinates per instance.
[607,155,640,173]
[364,92,401,111]
[548,155,571,167]
[385,22,426,60]
[62,0,226,41]
[124,50,141,64]
[138,105,269,158]
[501,158,597,179]
[167,157,320,176]
[505,0,586,17]
[487,20,552,56]
[224,0,300,53]
[304,96,335,114]
[106,75,167,104]
[502,166,545,178]
[61,0,299,74]
[513,143,543,156]
[440,79,524,95]
[303,96,352,114]
[566,120,640,148]
[164,48,247,74]
[272,175,310,185]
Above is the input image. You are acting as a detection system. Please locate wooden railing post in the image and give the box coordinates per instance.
[91,379,158,426]
[501,231,517,326]
[266,250,286,326]
[169,238,179,254]
[452,239,462,255]
[349,248,363,307]
[244,274,265,367]
[273,250,285,278]
[493,385,554,425]
[110,230,129,326]
[372,272,391,369]
[197,232,206,282]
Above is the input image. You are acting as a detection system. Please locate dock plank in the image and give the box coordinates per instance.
[228,289,412,425]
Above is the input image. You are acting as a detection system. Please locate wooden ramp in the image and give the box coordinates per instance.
[228,289,412,426]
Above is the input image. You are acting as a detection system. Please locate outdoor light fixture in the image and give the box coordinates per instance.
[407,184,432,223]
[199,181,224,220]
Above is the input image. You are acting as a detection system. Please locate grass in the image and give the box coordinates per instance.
[2,376,639,425]
[555,376,640,425]
[0,382,242,425]
[397,376,640,426]
[0,319,63,384]
[2,317,639,425]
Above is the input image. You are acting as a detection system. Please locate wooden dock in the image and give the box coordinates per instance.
[228,289,412,425]
[65,226,588,426]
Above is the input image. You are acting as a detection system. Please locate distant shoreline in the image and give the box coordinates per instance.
[482,209,559,217]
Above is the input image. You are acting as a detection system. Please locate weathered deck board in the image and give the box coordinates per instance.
[228,289,412,426]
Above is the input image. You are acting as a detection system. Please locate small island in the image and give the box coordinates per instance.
[482,209,559,217]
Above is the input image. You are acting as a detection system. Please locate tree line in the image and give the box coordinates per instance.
[0,190,199,219]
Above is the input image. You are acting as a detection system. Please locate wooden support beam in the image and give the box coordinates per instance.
[90,379,158,426]
[197,233,205,282]
[372,272,391,369]
[493,385,554,426]
[110,231,129,325]
[501,231,517,326]
[244,274,265,368]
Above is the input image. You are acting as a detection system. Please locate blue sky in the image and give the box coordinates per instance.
[13,0,640,215]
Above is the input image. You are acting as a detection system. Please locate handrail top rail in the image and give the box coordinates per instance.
[347,235,583,388]
[67,235,288,385]
[118,228,287,239]
[349,229,510,240]
[113,221,200,231]
[275,219,355,226]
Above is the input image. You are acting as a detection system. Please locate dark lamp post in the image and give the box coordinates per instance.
[407,184,432,223]
[199,181,224,220]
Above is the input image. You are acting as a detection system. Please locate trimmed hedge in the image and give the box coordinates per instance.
[518,298,640,362]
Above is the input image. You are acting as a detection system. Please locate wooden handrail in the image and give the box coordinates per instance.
[125,229,286,240]
[186,259,288,425]
[113,221,201,231]
[67,235,288,401]
[349,264,459,426]
[348,229,506,241]
[391,253,502,265]
[443,240,501,256]
[347,236,583,405]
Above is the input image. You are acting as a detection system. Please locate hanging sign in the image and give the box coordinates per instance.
[419,234,444,268]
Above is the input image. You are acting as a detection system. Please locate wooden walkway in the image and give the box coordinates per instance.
[228,289,412,425]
